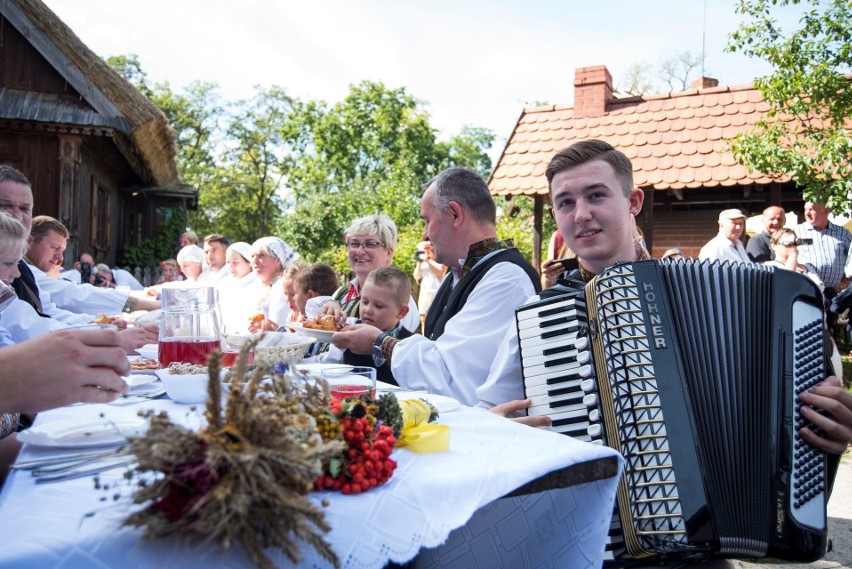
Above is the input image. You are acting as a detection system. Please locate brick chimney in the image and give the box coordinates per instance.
[574,65,613,118]
[691,76,719,89]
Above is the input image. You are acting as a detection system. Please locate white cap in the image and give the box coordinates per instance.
[718,209,746,222]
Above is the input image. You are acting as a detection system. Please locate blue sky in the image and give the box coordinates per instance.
[44,0,806,154]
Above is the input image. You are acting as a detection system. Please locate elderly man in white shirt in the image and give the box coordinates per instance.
[698,209,752,263]
[331,167,540,407]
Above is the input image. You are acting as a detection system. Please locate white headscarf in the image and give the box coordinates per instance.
[251,237,299,269]
[227,241,252,262]
[177,245,204,264]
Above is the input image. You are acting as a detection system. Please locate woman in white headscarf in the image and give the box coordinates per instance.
[247,236,298,333]
[176,244,205,284]
[217,242,260,334]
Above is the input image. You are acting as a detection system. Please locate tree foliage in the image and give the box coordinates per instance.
[107,58,500,273]
[727,0,852,213]
[279,81,494,273]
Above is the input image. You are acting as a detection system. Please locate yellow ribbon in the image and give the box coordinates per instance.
[396,399,449,453]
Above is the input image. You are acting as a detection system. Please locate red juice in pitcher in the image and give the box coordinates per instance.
[158,338,221,367]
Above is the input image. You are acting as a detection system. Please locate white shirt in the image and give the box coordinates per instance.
[0,297,66,343]
[390,260,537,407]
[111,268,144,290]
[59,268,82,283]
[218,272,260,334]
[265,278,291,326]
[698,235,751,264]
[32,264,130,315]
[196,266,230,286]
[29,265,99,325]
[846,249,852,280]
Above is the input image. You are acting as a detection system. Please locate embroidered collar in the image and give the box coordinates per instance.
[459,238,513,279]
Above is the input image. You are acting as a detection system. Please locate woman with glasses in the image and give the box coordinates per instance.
[766,228,825,292]
[326,214,420,332]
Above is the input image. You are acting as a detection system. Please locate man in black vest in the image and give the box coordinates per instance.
[333,167,540,406]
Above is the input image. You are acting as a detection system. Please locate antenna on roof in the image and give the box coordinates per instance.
[701,0,707,77]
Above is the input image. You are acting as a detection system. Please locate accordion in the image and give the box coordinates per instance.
[518,259,829,562]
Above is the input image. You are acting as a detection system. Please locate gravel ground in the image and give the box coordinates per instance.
[732,454,852,569]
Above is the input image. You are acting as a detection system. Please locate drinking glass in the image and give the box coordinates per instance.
[321,366,377,399]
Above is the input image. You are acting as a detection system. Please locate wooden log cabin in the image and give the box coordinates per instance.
[0,0,195,267]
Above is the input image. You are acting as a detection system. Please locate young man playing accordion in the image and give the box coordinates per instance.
[482,139,851,457]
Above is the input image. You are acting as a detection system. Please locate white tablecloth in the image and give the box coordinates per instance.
[0,396,622,569]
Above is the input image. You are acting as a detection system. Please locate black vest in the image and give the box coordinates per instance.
[12,260,49,317]
[424,248,540,340]
[343,326,414,386]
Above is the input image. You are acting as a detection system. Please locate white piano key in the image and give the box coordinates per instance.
[516,297,580,322]
[517,308,580,330]
[523,351,591,377]
[519,335,590,359]
[531,391,585,410]
[524,364,593,387]
[521,347,591,368]
[525,377,583,398]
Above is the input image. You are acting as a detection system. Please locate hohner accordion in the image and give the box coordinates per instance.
[518,259,829,563]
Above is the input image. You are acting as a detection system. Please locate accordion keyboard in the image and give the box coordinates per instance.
[517,294,603,443]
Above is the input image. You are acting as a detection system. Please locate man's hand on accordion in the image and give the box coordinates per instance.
[489,398,553,428]
[798,375,852,455]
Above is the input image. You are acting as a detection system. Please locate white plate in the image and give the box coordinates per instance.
[395,392,462,414]
[17,416,148,448]
[288,322,335,343]
[124,374,158,388]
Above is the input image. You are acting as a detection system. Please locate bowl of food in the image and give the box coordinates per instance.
[155,363,212,404]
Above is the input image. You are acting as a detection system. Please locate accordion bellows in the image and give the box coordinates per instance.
[519,259,828,563]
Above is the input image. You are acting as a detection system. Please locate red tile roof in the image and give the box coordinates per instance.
[489,82,784,197]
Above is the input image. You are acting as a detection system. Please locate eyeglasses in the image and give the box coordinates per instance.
[346,240,384,251]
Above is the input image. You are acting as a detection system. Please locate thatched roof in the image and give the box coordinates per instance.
[2,0,180,186]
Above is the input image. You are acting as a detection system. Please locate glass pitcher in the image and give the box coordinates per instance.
[158,287,222,367]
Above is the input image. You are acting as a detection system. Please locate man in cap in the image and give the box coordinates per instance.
[698,209,751,263]
[746,205,786,263]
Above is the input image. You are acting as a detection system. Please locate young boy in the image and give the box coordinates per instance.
[320,267,413,385]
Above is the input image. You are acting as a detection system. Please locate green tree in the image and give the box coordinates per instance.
[193,86,298,241]
[727,0,852,213]
[280,81,489,272]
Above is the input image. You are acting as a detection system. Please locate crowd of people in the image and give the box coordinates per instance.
[0,141,850,504]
